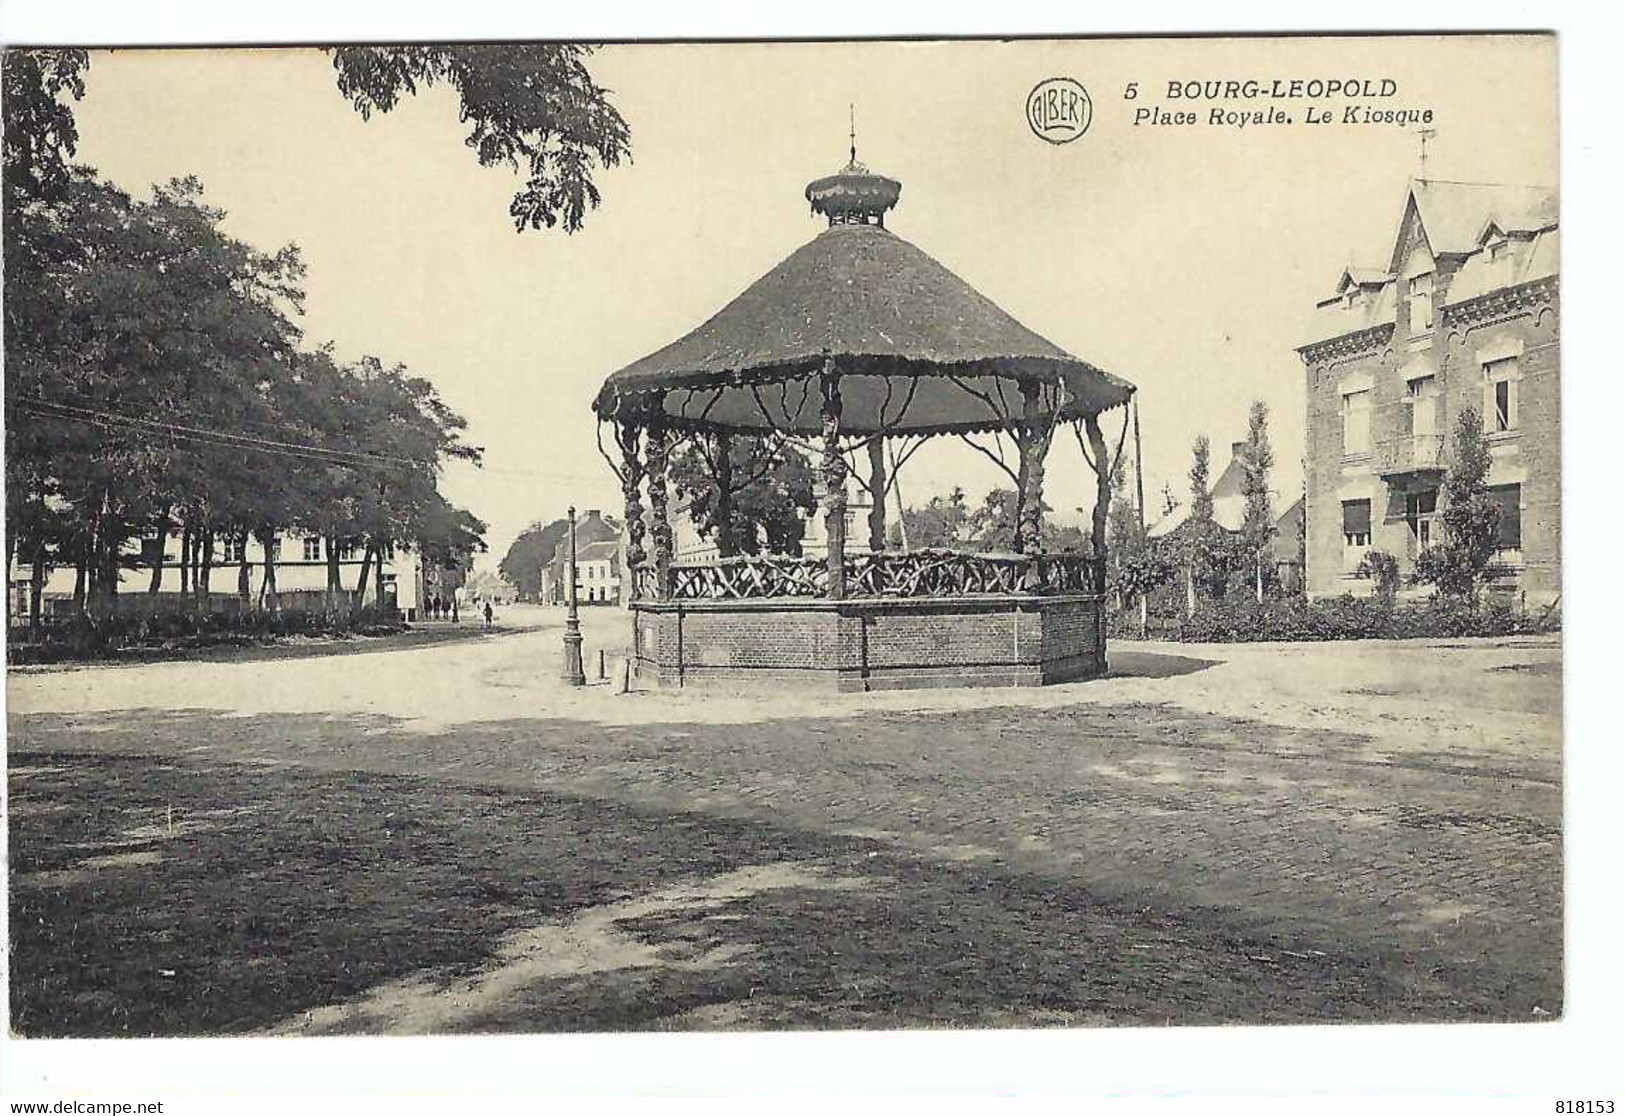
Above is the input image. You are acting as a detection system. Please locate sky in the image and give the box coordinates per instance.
[66,36,1557,570]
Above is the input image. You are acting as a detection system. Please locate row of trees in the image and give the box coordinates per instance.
[1110,401,1282,625]
[890,486,1086,552]
[1112,400,1513,627]
[2,50,521,635]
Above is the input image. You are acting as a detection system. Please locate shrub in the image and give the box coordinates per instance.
[1354,550,1401,599]
[17,603,408,660]
[1111,592,1533,644]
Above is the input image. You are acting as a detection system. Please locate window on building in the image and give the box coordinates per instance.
[1486,236,1508,262]
[1407,272,1434,333]
[1405,489,1438,550]
[332,539,356,562]
[218,536,246,564]
[1406,376,1439,439]
[1341,389,1372,455]
[1342,500,1372,569]
[1489,484,1522,552]
[303,536,321,562]
[1483,358,1519,433]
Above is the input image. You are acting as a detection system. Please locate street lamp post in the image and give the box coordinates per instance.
[562,505,586,686]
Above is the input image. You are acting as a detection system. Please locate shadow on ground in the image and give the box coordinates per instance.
[6,622,523,673]
[1106,650,1222,680]
[8,700,1561,1034]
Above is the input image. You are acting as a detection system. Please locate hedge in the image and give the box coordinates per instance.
[8,605,407,663]
[1108,594,1552,644]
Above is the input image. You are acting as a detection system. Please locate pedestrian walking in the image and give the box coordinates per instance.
[483,601,493,629]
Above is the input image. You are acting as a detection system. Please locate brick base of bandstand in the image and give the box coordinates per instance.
[630,594,1106,692]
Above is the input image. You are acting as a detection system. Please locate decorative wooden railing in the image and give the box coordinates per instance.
[631,564,664,600]
[643,549,1103,601]
[670,554,828,599]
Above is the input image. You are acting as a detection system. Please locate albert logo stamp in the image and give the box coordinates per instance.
[1027,77,1092,143]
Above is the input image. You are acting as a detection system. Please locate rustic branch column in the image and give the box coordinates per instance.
[1083,411,1114,672]
[645,407,674,599]
[1082,411,1112,595]
[819,363,847,599]
[1017,380,1052,556]
[866,434,887,553]
[714,432,735,558]
[616,415,646,600]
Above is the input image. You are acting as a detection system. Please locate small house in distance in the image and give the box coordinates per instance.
[1147,440,1304,590]
[539,509,622,605]
[575,540,623,604]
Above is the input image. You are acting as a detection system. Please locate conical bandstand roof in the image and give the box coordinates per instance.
[593,186,1135,438]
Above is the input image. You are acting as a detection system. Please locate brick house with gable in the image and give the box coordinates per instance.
[1297,178,1559,607]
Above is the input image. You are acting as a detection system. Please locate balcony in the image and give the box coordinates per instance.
[1374,434,1445,477]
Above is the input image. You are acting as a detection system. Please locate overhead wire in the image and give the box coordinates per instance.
[15,396,606,482]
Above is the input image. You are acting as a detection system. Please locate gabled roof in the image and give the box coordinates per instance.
[1303,178,1558,351]
[1208,446,1249,503]
[578,540,622,565]
[1388,179,1558,271]
[546,513,622,569]
[1336,266,1391,292]
[1146,444,1264,538]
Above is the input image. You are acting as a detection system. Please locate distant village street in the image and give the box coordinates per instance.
[8,609,1561,1033]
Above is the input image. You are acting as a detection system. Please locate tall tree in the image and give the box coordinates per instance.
[2,49,89,207]
[1106,458,1142,554]
[328,45,631,232]
[6,172,305,622]
[893,488,970,550]
[1105,458,1144,609]
[329,357,483,610]
[5,47,631,234]
[1188,435,1214,527]
[500,519,570,601]
[1181,436,1213,615]
[670,436,817,557]
[1240,400,1276,602]
[1413,405,1502,604]
[4,50,90,618]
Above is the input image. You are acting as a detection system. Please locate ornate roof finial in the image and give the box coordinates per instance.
[806,109,902,228]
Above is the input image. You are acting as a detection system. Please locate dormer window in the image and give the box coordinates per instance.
[1487,236,1509,261]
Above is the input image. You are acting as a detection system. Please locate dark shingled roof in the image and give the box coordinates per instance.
[592,222,1135,436]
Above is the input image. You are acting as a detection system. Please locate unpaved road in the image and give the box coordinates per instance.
[7,607,1562,1033]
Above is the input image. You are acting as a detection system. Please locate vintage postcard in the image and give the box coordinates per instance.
[5,33,1561,1049]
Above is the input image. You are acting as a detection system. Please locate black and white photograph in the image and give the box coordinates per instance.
[0,13,1616,1108]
